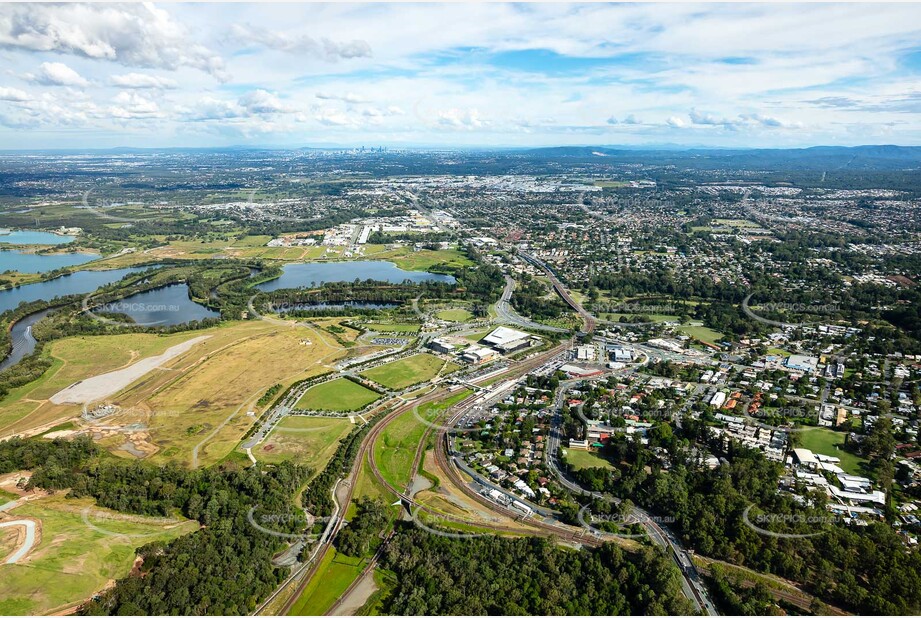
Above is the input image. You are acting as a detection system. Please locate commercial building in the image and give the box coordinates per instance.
[481,326,537,354]
[785,354,819,373]
[461,346,499,364]
[428,338,456,354]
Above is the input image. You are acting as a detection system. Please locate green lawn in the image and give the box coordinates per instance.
[677,325,725,346]
[463,328,494,343]
[0,496,197,616]
[562,448,614,471]
[360,353,458,390]
[0,488,17,502]
[294,379,381,411]
[287,549,366,616]
[388,248,474,272]
[436,308,474,323]
[766,347,792,357]
[256,416,354,473]
[797,428,868,475]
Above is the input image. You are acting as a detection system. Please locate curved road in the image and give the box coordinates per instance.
[0,519,36,564]
[518,252,597,333]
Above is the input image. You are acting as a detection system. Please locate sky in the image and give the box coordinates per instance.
[0,2,920,150]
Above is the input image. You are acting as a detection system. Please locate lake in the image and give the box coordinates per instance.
[0,267,147,315]
[0,308,52,372]
[0,249,100,274]
[0,230,75,245]
[257,261,455,292]
[96,283,220,326]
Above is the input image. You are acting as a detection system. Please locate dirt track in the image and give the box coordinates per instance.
[49,336,211,405]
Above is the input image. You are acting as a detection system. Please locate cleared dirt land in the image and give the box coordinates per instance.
[255,416,354,473]
[50,336,211,404]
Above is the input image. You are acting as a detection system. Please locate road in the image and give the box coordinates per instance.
[0,519,36,564]
[518,251,597,333]
[544,386,718,616]
[495,275,568,333]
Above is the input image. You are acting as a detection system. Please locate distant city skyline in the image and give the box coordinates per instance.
[1,3,920,149]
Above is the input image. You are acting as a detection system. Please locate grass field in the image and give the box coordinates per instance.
[436,308,474,322]
[255,416,354,473]
[381,248,473,272]
[0,487,18,502]
[295,379,381,411]
[562,448,614,470]
[677,325,725,346]
[0,495,198,616]
[287,549,366,616]
[0,320,346,467]
[463,328,493,342]
[360,353,457,390]
[373,389,471,491]
[798,427,868,475]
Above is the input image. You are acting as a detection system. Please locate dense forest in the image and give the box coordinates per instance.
[377,525,694,615]
[0,435,312,615]
[567,437,921,615]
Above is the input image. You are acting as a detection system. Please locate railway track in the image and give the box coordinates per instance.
[270,343,573,615]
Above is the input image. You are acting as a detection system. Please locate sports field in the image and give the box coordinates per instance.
[256,416,354,473]
[436,308,474,322]
[798,427,867,475]
[677,325,725,346]
[359,353,458,390]
[294,378,380,411]
[563,448,614,471]
[0,495,197,616]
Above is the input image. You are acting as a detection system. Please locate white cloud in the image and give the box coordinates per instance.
[109,91,161,119]
[231,24,371,60]
[316,91,366,103]
[689,108,801,130]
[179,96,245,122]
[30,62,89,87]
[0,87,30,102]
[239,89,291,114]
[315,108,355,126]
[0,3,227,80]
[438,108,485,129]
[110,73,178,89]
[666,115,686,128]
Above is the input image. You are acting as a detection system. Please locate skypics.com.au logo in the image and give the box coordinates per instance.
[577,504,675,539]
[742,292,841,329]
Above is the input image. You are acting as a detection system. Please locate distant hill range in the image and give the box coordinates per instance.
[520,145,921,170]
